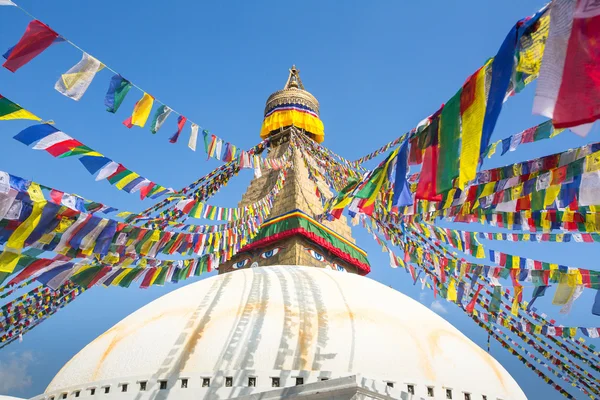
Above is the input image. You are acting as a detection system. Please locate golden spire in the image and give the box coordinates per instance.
[283,65,305,90]
[264,65,320,117]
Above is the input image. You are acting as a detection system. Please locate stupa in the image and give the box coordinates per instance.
[31,67,527,400]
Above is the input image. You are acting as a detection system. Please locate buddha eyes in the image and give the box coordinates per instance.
[260,247,282,259]
[307,249,325,261]
[334,263,346,272]
[234,258,250,269]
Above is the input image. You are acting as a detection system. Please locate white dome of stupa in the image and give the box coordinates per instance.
[39,266,526,400]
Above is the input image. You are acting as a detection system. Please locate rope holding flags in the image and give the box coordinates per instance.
[0,1,245,158]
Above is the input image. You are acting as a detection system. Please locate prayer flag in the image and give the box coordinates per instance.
[355,148,399,214]
[580,153,600,206]
[14,123,58,146]
[438,89,462,193]
[123,93,153,128]
[0,94,40,121]
[3,20,59,72]
[214,138,223,160]
[95,161,119,181]
[36,262,74,290]
[483,10,545,152]
[105,74,132,113]
[149,105,171,134]
[392,139,412,208]
[79,155,110,175]
[206,134,217,159]
[593,290,600,316]
[55,53,103,100]
[0,1,16,5]
[416,112,442,201]
[329,178,360,219]
[533,0,593,136]
[188,123,199,151]
[169,115,187,143]
[459,64,488,188]
[553,1,600,132]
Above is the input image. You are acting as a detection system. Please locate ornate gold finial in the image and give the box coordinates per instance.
[265,65,319,117]
[284,65,305,90]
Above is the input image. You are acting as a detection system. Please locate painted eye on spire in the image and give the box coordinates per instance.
[307,249,325,262]
[334,263,347,272]
[260,247,282,259]
[233,258,250,269]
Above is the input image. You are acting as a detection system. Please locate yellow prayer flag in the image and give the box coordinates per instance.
[486,141,500,159]
[115,173,140,190]
[552,272,577,306]
[447,278,458,302]
[0,250,22,274]
[458,61,489,189]
[128,93,154,128]
[544,185,561,209]
[110,269,129,286]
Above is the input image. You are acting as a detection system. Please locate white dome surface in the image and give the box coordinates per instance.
[47,266,526,399]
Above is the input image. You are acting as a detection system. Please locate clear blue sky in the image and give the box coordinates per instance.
[0,1,597,399]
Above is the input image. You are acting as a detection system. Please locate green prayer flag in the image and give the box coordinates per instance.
[150,105,172,134]
[437,89,462,193]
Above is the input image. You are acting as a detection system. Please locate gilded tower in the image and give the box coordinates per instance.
[219,66,370,275]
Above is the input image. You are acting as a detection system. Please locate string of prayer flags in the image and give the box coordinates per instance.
[13,124,172,198]
[169,115,187,144]
[0,282,83,348]
[534,0,600,135]
[54,53,104,101]
[353,134,406,165]
[483,120,564,159]
[150,105,172,134]
[0,8,249,157]
[123,93,154,128]
[2,20,60,72]
[481,7,547,156]
[0,1,16,6]
[0,94,40,121]
[104,74,132,113]
[478,231,600,244]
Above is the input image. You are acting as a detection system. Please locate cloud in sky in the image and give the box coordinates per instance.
[419,292,427,303]
[430,300,448,314]
[0,351,35,393]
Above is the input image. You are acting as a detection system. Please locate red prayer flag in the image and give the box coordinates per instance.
[140,182,156,200]
[140,268,157,289]
[122,116,134,128]
[87,266,112,288]
[8,258,53,285]
[49,189,64,204]
[3,20,59,72]
[554,1,600,129]
[415,146,442,201]
[45,139,84,157]
[465,284,483,313]
[169,116,187,144]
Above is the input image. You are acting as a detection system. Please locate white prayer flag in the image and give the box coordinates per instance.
[55,53,104,101]
[33,131,71,149]
[188,123,199,151]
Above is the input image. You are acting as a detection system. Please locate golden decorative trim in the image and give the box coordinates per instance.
[264,87,320,116]
[264,66,320,116]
